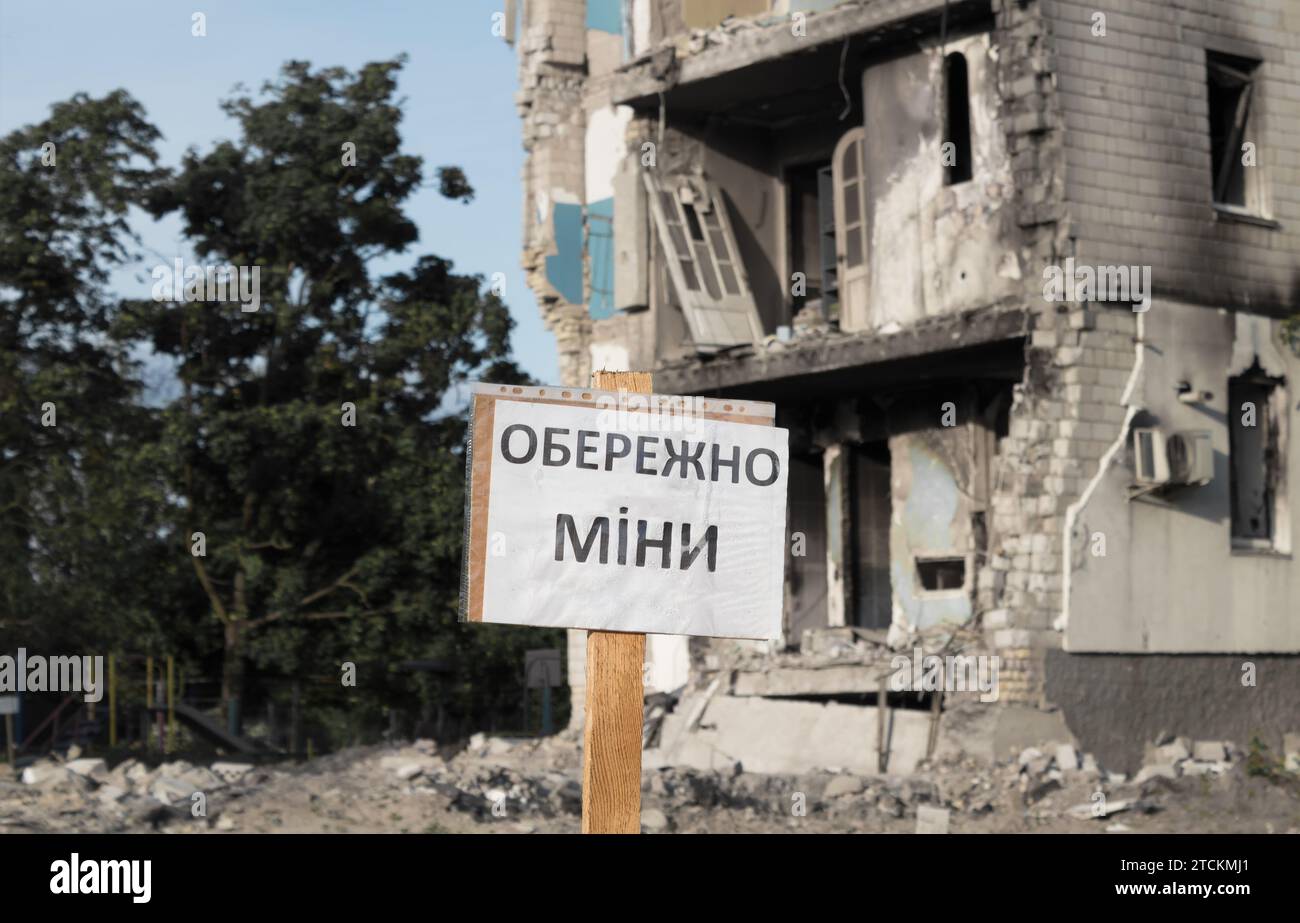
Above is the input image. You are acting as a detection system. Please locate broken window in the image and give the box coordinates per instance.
[785,161,837,316]
[916,557,966,591]
[849,442,891,629]
[943,52,972,186]
[643,172,764,350]
[816,166,836,306]
[786,453,829,645]
[1206,51,1260,210]
[831,127,869,331]
[586,199,615,318]
[1228,365,1284,545]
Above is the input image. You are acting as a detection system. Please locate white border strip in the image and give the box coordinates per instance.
[469,381,777,420]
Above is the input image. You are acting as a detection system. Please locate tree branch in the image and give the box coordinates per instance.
[245,604,390,630]
[243,564,366,629]
[190,552,230,624]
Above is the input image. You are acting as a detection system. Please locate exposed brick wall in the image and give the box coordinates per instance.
[517,0,593,389]
[516,1,659,726]
[977,0,1071,705]
[1045,0,1300,312]
[983,301,1140,703]
[982,0,1300,704]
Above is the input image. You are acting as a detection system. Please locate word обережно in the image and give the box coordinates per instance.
[497,423,781,486]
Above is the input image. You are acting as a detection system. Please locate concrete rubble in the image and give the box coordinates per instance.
[1,728,1296,834]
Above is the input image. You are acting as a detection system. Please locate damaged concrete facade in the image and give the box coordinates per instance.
[509,0,1300,773]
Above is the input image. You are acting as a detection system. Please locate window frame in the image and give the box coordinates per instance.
[943,51,973,186]
[1228,366,1288,554]
[643,172,764,350]
[1206,50,1265,217]
[831,126,870,332]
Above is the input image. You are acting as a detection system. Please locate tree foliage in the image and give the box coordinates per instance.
[2,61,561,744]
[0,91,175,653]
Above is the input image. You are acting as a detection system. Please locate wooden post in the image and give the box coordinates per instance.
[166,656,176,753]
[582,370,651,834]
[877,673,891,773]
[145,656,154,752]
[290,680,302,757]
[108,654,117,747]
[86,657,96,723]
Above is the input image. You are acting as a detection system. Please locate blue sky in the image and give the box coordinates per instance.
[0,0,559,389]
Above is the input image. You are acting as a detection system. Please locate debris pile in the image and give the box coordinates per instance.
[1,731,1295,834]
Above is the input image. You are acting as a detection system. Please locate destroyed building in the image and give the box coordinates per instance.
[505,0,1300,774]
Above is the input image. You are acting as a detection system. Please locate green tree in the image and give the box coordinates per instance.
[124,58,537,734]
[0,91,177,655]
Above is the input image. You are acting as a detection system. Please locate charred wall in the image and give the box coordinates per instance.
[1046,650,1300,774]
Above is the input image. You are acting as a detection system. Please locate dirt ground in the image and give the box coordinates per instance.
[2,732,1298,834]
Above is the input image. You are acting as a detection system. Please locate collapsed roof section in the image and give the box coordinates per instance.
[611,0,992,126]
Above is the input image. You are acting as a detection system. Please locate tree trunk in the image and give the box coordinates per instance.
[221,620,244,736]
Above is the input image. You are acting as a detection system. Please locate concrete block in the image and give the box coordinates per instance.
[823,774,868,799]
[1155,738,1191,764]
[1191,741,1227,763]
[641,808,669,832]
[1054,742,1079,771]
[20,763,69,787]
[151,777,199,806]
[1020,747,1052,775]
[916,805,950,834]
[1133,763,1177,785]
[95,784,126,805]
[659,695,931,776]
[65,758,108,781]
[1284,733,1300,774]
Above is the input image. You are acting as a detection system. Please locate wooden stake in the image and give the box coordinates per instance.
[146,656,154,751]
[166,656,176,753]
[86,657,96,722]
[582,370,651,834]
[877,673,889,773]
[108,654,116,747]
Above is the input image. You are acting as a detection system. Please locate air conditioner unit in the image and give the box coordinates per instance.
[1133,428,1168,484]
[1133,428,1213,487]
[1166,430,1213,486]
